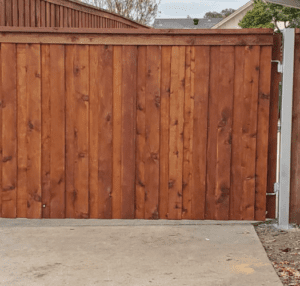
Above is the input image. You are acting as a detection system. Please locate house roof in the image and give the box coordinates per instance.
[153,18,223,29]
[263,0,300,9]
[211,0,254,29]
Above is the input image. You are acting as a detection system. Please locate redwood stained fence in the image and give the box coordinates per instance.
[0,28,274,220]
[290,29,300,224]
[0,0,149,29]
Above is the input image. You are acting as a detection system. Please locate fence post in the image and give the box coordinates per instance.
[277,28,295,230]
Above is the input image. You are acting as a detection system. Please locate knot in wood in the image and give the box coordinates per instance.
[168,180,175,189]
[81,95,89,102]
[2,156,12,163]
[151,152,158,160]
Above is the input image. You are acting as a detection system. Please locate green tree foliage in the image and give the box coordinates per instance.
[204,8,235,19]
[238,0,300,32]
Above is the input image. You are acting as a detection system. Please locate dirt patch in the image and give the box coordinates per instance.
[253,219,300,286]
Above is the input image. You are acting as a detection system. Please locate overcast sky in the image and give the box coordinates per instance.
[156,0,249,19]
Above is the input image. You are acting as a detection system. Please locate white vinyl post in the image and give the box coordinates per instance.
[277,28,295,230]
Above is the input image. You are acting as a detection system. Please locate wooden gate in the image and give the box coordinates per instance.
[0,27,274,220]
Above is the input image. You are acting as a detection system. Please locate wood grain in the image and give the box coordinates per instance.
[1,44,17,218]
[144,46,160,219]
[192,46,209,220]
[112,46,122,219]
[182,46,195,219]
[121,46,137,219]
[214,46,234,220]
[255,46,272,221]
[49,44,65,218]
[230,46,245,220]
[159,46,171,219]
[26,44,41,219]
[17,44,27,218]
[135,46,147,219]
[41,44,51,218]
[98,45,113,219]
[241,45,260,220]
[168,46,185,220]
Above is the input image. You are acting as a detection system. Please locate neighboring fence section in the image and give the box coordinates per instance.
[0,28,273,220]
[290,29,300,224]
[0,0,148,29]
[266,32,282,219]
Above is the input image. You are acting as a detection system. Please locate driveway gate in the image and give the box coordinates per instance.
[0,28,276,220]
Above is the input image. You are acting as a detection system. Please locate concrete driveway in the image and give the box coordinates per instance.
[0,219,282,286]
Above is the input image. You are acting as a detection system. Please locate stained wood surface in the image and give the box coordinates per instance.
[0,0,147,29]
[1,44,17,218]
[144,46,160,219]
[192,46,209,220]
[135,46,147,219]
[159,46,171,219]
[0,34,273,220]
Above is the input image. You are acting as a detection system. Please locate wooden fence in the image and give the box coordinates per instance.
[290,29,300,224]
[0,0,148,29]
[0,28,274,220]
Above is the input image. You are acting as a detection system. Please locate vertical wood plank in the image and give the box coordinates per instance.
[241,45,260,220]
[85,13,88,28]
[205,46,220,220]
[99,45,113,219]
[135,46,147,219]
[76,10,79,28]
[63,7,67,27]
[17,44,27,217]
[182,46,195,219]
[230,46,245,220]
[26,44,41,218]
[121,46,137,219]
[0,45,2,215]
[144,46,161,219]
[71,10,74,27]
[36,0,40,27]
[255,46,272,221]
[67,8,71,27]
[31,0,35,26]
[40,0,45,27]
[18,0,24,27]
[168,46,184,220]
[82,13,85,28]
[50,3,55,27]
[89,46,99,218]
[192,46,209,219]
[78,11,81,28]
[55,5,59,27]
[41,44,51,218]
[45,2,50,27]
[290,34,300,224]
[0,0,5,26]
[12,0,18,26]
[159,46,171,219]
[59,6,63,27]
[66,45,89,218]
[112,46,122,219]
[6,0,12,26]
[1,44,17,218]
[65,45,75,218]
[214,46,234,220]
[49,44,65,218]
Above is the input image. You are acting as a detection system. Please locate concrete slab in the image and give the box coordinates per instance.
[0,219,282,286]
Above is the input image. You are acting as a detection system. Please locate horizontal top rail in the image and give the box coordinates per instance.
[0,27,274,46]
[0,27,274,35]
